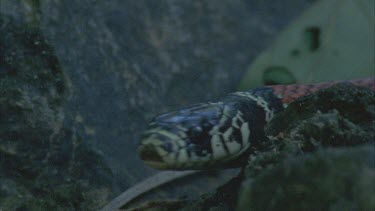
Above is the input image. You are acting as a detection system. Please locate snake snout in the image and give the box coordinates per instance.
[138,144,163,163]
[138,144,167,169]
[139,102,241,170]
[138,132,174,169]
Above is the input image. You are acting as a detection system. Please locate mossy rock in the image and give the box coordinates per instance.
[238,145,375,211]
[0,16,113,210]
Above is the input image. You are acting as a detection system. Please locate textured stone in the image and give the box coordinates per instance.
[0,16,113,210]
[238,145,375,211]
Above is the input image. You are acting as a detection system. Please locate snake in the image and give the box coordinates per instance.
[138,78,375,170]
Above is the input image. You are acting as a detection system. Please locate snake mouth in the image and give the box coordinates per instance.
[138,144,169,169]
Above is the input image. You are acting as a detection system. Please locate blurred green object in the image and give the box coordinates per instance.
[262,66,297,85]
[239,0,375,90]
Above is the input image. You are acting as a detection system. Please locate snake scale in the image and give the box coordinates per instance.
[138,78,375,170]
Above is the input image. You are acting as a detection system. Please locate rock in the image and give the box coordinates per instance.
[238,145,375,211]
[0,16,113,210]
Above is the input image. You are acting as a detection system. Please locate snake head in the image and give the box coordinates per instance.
[138,101,252,170]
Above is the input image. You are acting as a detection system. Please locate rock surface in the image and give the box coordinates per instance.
[0,17,113,210]
[238,145,375,211]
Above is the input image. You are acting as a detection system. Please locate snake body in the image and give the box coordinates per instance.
[138,78,375,170]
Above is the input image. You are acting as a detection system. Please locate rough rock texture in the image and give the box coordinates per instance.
[0,17,113,210]
[0,0,317,206]
[137,84,374,210]
[238,145,375,211]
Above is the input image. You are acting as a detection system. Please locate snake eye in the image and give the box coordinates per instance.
[188,126,203,140]
[191,126,203,133]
